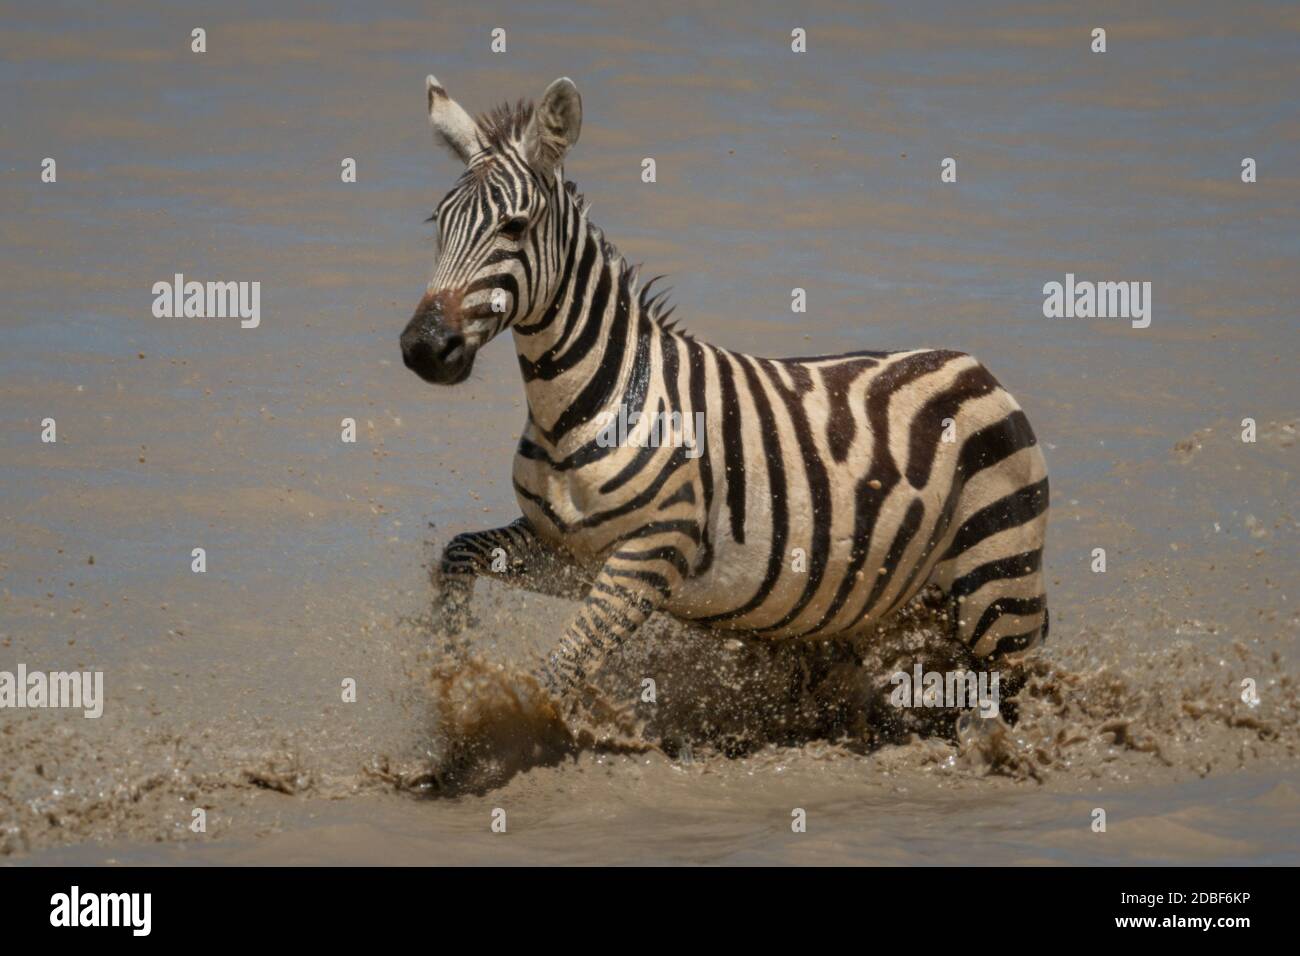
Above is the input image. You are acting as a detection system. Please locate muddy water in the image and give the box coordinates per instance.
[1,0,1297,864]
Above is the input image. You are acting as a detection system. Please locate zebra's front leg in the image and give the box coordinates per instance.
[532,545,680,696]
[434,517,590,648]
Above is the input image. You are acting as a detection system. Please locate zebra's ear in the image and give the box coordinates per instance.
[525,77,582,175]
[426,75,482,165]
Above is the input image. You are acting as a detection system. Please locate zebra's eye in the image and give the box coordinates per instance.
[499,216,530,241]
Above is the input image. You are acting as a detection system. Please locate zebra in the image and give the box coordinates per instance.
[401,75,1050,700]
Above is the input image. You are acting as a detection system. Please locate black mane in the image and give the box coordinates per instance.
[476,99,533,150]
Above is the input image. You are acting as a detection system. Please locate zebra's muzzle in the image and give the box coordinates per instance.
[401,291,476,385]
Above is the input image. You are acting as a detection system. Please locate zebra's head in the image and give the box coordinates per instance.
[401,75,583,386]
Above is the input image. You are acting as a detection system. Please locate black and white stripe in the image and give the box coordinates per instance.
[406,77,1050,695]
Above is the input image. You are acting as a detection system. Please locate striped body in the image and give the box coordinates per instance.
[513,256,1048,657]
[405,76,1049,694]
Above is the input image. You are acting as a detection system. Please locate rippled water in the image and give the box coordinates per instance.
[1,0,1296,864]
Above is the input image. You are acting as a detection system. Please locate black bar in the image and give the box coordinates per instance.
[0,866,1282,942]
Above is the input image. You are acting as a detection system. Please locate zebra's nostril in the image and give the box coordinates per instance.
[437,334,466,364]
[402,338,432,371]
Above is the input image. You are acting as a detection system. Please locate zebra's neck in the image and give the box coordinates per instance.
[512,202,674,449]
